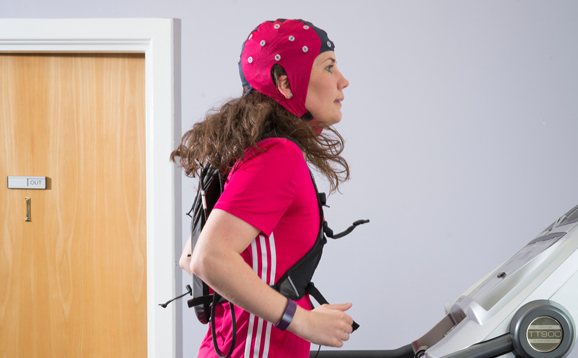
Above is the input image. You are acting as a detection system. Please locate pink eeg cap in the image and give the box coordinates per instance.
[239,19,335,119]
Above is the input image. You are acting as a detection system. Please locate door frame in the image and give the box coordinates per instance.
[0,18,179,358]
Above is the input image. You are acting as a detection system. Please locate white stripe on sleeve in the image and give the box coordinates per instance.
[261,232,277,358]
[252,235,269,358]
[244,240,259,357]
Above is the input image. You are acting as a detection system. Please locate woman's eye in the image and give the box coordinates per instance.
[325,65,334,73]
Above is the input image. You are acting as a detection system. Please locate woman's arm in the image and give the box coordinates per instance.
[191,208,354,348]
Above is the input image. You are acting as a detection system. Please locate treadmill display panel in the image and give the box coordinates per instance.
[467,232,566,307]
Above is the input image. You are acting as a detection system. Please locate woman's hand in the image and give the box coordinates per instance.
[179,235,193,276]
[290,303,354,347]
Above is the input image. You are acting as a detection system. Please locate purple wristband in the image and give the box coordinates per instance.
[275,299,297,331]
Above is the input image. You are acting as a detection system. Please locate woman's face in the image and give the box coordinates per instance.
[305,51,349,126]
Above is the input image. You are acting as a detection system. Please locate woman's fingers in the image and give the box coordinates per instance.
[324,302,353,312]
[320,303,354,328]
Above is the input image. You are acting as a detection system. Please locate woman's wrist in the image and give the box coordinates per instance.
[285,305,311,341]
[275,298,297,331]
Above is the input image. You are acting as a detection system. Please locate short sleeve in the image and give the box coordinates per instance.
[214,138,304,236]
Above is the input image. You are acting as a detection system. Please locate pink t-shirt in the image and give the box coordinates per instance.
[198,138,320,358]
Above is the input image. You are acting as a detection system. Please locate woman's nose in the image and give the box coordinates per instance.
[339,71,349,89]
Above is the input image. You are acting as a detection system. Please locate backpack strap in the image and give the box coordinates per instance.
[271,168,364,331]
[187,294,226,308]
[323,219,370,239]
[270,168,327,300]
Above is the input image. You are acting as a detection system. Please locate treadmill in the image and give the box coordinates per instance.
[312,203,578,358]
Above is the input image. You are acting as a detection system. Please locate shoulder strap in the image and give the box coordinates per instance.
[271,168,326,299]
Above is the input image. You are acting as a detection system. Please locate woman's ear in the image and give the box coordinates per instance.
[276,75,293,99]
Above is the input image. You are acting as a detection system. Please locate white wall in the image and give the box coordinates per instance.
[3,1,577,357]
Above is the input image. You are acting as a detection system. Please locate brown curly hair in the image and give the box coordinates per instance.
[170,89,350,193]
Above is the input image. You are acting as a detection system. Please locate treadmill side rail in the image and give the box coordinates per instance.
[310,344,415,358]
[411,313,462,355]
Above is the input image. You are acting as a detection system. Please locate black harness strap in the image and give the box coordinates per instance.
[323,219,370,239]
[187,294,224,308]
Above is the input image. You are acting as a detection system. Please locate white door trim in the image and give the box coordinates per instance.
[0,18,177,358]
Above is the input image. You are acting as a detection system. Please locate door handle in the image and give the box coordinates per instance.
[25,197,31,222]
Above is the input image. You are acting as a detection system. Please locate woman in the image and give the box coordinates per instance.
[172,19,353,358]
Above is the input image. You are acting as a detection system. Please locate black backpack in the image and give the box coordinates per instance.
[161,158,368,358]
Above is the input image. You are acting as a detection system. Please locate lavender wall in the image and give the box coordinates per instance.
[3,1,577,357]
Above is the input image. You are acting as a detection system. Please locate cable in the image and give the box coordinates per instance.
[210,294,236,358]
[313,344,321,358]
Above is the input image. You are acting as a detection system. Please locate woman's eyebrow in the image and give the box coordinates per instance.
[324,58,336,64]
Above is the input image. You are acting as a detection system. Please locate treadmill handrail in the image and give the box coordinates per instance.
[440,333,513,358]
[310,344,415,358]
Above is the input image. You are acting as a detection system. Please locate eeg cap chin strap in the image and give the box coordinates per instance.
[238,19,335,120]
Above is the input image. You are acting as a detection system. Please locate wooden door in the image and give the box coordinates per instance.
[0,53,147,357]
